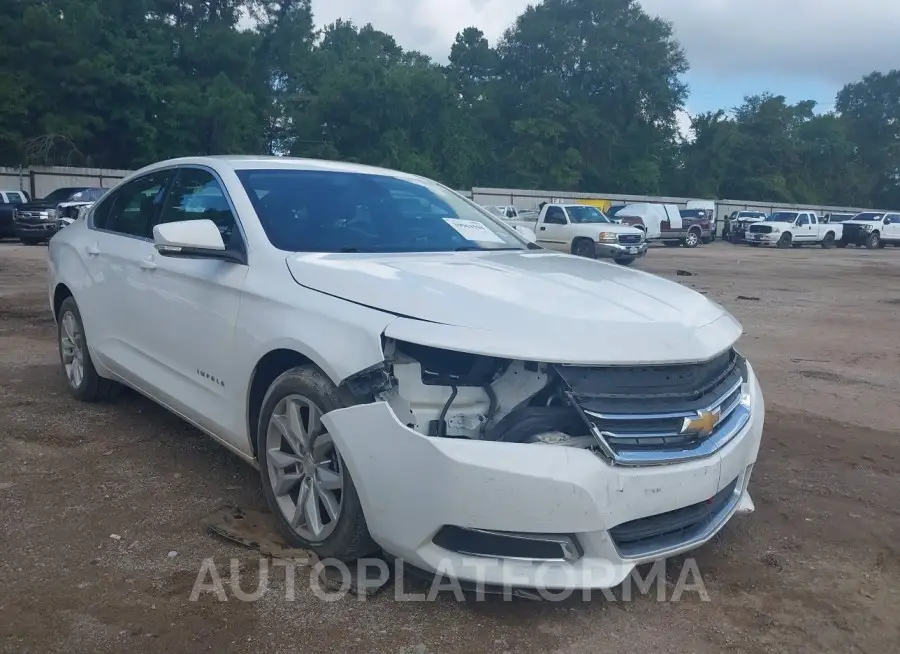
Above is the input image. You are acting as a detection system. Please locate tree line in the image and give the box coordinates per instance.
[1,0,898,208]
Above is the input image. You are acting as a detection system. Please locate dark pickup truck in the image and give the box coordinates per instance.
[14,186,106,244]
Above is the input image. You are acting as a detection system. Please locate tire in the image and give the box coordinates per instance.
[821,232,836,249]
[865,232,880,249]
[683,229,701,248]
[776,233,792,249]
[614,257,635,266]
[257,365,378,562]
[572,238,596,258]
[20,237,42,246]
[663,241,681,248]
[57,297,118,402]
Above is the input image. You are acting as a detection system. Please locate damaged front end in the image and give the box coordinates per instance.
[328,338,762,589]
[342,339,751,464]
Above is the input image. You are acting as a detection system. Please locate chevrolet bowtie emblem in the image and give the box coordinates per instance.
[681,410,719,437]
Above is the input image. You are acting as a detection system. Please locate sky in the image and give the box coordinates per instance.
[310,0,900,126]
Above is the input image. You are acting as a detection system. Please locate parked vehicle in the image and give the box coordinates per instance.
[680,209,715,243]
[508,202,647,265]
[482,205,519,219]
[615,203,711,248]
[726,211,767,243]
[0,190,28,239]
[837,211,900,249]
[14,186,106,244]
[821,212,855,224]
[686,200,717,240]
[47,156,764,590]
[745,211,841,248]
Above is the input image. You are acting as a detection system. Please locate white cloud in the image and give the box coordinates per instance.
[310,0,900,85]
[675,109,694,142]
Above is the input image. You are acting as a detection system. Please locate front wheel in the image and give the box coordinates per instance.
[614,257,636,266]
[777,233,792,249]
[683,230,701,248]
[257,365,378,561]
[572,238,596,258]
[865,232,880,249]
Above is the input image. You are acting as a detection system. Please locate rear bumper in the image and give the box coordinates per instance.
[595,241,648,259]
[323,363,764,590]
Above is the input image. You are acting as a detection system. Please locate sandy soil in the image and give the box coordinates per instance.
[0,240,898,654]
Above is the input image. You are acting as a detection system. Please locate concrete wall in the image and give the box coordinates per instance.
[0,166,131,199]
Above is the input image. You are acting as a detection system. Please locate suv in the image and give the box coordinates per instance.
[726,211,767,242]
[14,186,106,244]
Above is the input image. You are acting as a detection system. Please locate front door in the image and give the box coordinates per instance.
[137,167,249,445]
[883,214,900,242]
[537,206,570,252]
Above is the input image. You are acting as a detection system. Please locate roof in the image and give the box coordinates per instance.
[133,155,418,181]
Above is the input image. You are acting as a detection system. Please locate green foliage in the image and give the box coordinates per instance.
[0,0,897,206]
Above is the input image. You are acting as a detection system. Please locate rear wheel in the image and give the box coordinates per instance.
[57,297,118,402]
[865,232,881,249]
[777,233,792,249]
[821,232,836,249]
[683,229,701,248]
[257,366,378,561]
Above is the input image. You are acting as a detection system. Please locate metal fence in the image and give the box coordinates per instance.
[0,166,131,199]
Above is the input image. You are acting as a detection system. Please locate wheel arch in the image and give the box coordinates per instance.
[53,283,74,322]
[246,348,316,459]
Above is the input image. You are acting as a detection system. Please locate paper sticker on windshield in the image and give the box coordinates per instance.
[443,217,505,243]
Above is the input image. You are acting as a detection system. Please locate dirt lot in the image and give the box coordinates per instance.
[1,241,899,653]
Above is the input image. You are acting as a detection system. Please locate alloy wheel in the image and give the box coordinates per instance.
[59,311,84,389]
[265,394,344,542]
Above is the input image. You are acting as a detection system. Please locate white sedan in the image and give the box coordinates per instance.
[48,156,764,590]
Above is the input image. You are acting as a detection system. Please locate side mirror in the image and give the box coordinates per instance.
[514,225,537,243]
[153,219,241,262]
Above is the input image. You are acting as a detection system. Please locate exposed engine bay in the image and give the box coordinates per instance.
[339,338,746,456]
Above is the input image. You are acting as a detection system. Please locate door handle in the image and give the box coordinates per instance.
[540,226,546,231]
[140,258,157,270]
[86,245,100,256]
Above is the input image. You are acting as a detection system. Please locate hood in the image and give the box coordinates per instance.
[751,221,791,228]
[586,223,643,234]
[841,220,876,227]
[18,201,58,211]
[286,250,742,365]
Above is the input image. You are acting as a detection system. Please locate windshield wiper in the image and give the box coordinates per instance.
[454,246,523,252]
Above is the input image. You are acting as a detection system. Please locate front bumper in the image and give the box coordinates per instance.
[15,220,58,238]
[323,364,764,589]
[595,241,648,259]
[744,232,778,245]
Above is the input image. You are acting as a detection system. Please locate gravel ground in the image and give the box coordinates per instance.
[1,240,899,653]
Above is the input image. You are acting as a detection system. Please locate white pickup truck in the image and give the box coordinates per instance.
[508,203,647,265]
[744,211,842,248]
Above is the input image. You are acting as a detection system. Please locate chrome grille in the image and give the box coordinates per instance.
[617,233,643,245]
[556,350,751,466]
[748,224,771,234]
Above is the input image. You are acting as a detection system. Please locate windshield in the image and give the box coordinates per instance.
[566,205,611,224]
[767,212,798,222]
[236,169,529,253]
[851,212,884,221]
[42,187,91,203]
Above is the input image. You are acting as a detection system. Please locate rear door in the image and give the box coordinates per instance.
[82,170,174,380]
